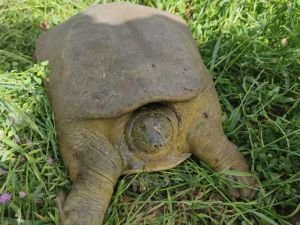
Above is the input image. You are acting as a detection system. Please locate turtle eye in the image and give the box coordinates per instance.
[126,106,178,155]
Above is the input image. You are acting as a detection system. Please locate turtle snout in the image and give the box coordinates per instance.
[140,117,167,151]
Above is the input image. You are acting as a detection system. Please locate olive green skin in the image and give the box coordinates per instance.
[36,3,256,225]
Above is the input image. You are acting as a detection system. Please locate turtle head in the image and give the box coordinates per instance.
[125,105,178,156]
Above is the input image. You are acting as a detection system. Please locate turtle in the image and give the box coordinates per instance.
[35,2,257,225]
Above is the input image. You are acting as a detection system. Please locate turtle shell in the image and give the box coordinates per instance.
[36,3,206,119]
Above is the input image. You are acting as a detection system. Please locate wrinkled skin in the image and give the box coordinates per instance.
[35,3,257,225]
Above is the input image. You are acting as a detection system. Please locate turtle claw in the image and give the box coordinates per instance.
[57,191,106,225]
[55,191,66,224]
[238,175,257,199]
[224,172,257,200]
[219,153,257,200]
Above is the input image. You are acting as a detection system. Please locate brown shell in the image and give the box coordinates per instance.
[35,3,206,119]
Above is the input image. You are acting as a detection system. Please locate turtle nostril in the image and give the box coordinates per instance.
[153,144,158,148]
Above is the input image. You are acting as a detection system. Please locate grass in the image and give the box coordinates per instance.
[0,0,299,224]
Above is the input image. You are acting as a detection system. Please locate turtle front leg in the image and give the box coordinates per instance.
[57,124,123,225]
[190,132,256,199]
[188,87,257,199]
